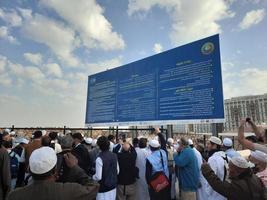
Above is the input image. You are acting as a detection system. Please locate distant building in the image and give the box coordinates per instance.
[224,93,267,131]
[173,94,267,134]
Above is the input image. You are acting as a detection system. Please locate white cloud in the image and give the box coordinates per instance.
[239,9,265,30]
[24,52,43,65]
[17,8,32,20]
[45,63,63,78]
[40,0,125,50]
[0,8,22,27]
[21,13,79,67]
[0,55,7,73]
[128,0,234,45]
[86,56,123,75]
[0,26,18,44]
[0,73,12,86]
[223,67,267,99]
[8,61,45,83]
[153,43,163,53]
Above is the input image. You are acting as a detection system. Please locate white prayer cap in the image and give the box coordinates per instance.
[84,137,93,145]
[245,132,256,137]
[10,131,16,136]
[16,137,29,144]
[149,139,160,148]
[188,139,193,145]
[92,139,97,147]
[167,138,174,144]
[250,150,267,163]
[42,130,47,136]
[209,136,222,146]
[29,147,57,174]
[58,132,64,137]
[20,138,29,144]
[4,128,10,133]
[231,156,250,169]
[223,138,233,147]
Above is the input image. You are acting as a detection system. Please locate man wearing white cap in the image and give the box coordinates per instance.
[135,138,150,200]
[202,156,267,200]
[12,137,29,188]
[7,147,99,200]
[84,137,93,152]
[205,136,228,200]
[146,139,170,200]
[222,138,240,159]
[249,150,267,188]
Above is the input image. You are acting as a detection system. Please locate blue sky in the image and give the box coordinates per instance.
[0,0,266,127]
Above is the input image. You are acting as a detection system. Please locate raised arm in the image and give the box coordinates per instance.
[238,119,255,150]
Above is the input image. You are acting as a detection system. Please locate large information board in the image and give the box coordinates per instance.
[85,34,224,126]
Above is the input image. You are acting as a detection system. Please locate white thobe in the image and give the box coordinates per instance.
[205,151,227,200]
[93,157,119,200]
[135,147,151,200]
[193,148,208,200]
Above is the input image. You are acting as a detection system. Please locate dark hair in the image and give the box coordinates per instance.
[107,135,115,141]
[180,137,189,146]
[133,138,139,147]
[30,166,56,180]
[49,132,58,140]
[33,130,42,139]
[138,138,147,148]
[3,140,12,149]
[210,141,221,150]
[71,132,83,141]
[41,136,51,147]
[97,136,110,151]
[245,136,258,143]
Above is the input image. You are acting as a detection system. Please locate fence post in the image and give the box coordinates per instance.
[115,126,119,142]
[63,126,66,135]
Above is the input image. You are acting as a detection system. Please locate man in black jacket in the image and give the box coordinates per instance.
[71,133,91,175]
[115,142,138,200]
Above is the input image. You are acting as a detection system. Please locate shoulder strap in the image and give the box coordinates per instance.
[159,150,164,169]
[222,155,228,181]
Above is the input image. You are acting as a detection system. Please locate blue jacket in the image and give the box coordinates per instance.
[174,146,199,191]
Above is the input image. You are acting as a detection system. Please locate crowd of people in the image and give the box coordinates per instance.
[0,118,267,200]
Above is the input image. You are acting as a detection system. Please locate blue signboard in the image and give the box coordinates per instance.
[85,34,224,126]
